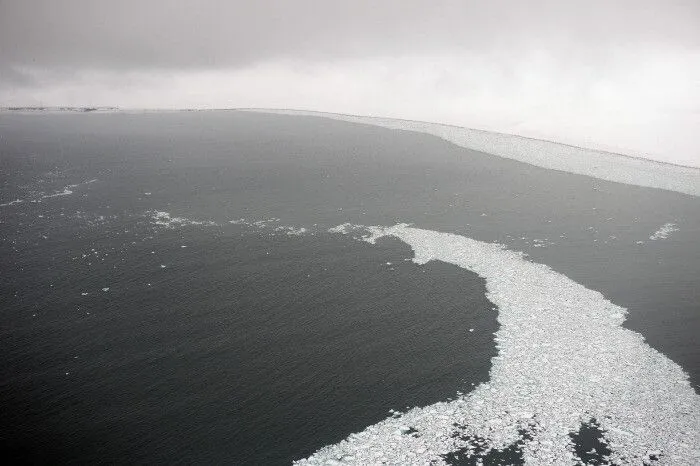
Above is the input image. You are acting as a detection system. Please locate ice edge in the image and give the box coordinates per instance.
[241,108,700,198]
[299,223,700,465]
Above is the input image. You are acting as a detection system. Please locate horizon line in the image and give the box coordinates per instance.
[2,105,699,172]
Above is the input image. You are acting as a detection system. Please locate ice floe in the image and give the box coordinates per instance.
[303,223,700,465]
[244,109,700,197]
[649,223,679,241]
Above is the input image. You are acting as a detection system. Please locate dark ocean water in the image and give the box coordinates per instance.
[0,111,698,464]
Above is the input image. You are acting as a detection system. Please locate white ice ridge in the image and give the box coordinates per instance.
[0,199,24,207]
[649,223,679,241]
[242,109,700,198]
[302,223,700,465]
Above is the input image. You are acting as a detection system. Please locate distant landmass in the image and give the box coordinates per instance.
[0,106,120,112]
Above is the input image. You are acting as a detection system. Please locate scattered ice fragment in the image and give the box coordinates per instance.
[149,210,217,228]
[649,223,679,241]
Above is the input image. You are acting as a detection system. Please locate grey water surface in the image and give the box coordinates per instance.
[0,111,697,464]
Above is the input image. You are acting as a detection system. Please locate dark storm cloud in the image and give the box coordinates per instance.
[1,0,698,71]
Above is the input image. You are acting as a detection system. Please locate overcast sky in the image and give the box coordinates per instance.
[1,0,699,166]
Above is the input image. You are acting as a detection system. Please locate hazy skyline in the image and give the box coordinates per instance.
[1,0,699,166]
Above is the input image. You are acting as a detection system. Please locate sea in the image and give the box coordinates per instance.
[0,111,698,464]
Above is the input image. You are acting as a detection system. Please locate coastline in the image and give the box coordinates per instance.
[3,106,698,197]
[240,108,700,197]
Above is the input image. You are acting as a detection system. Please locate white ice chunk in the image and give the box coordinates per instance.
[649,223,679,241]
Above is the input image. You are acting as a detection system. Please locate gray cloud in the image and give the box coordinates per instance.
[1,0,698,72]
[0,64,36,88]
[1,0,698,166]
